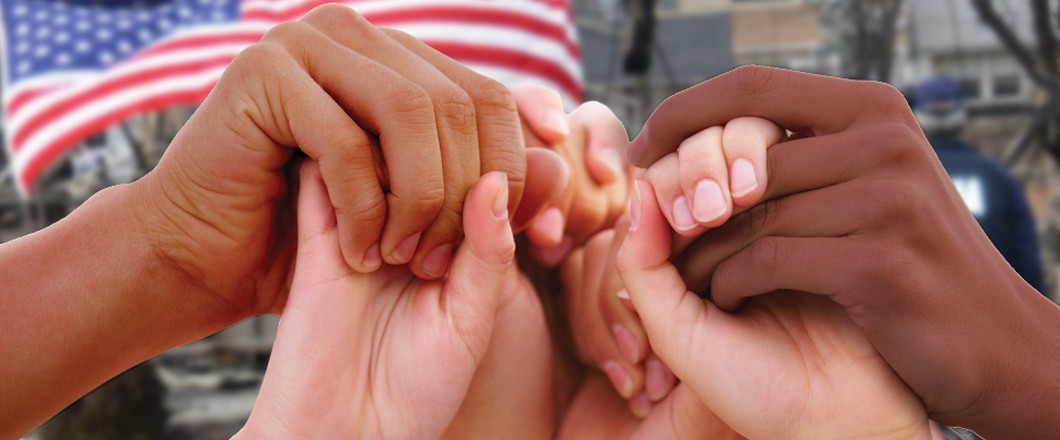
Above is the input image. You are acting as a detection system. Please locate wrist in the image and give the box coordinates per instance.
[964,284,1060,438]
[127,172,260,322]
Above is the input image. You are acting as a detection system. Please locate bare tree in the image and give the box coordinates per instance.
[972,0,1060,163]
[820,0,904,83]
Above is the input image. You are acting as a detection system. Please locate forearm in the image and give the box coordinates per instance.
[0,182,246,437]
[966,282,1060,439]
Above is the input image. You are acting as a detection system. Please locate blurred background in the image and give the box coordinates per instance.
[3,0,1057,438]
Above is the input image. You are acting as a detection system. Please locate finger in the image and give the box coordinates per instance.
[674,181,880,294]
[529,235,574,268]
[645,152,704,236]
[513,147,569,232]
[709,236,867,311]
[644,352,677,403]
[569,101,629,185]
[302,9,481,278]
[561,231,643,398]
[262,22,446,272]
[382,28,528,221]
[628,392,652,419]
[677,126,732,228]
[722,117,784,206]
[669,122,929,262]
[443,171,515,357]
[527,207,566,248]
[295,160,338,263]
[512,85,570,143]
[616,180,704,377]
[629,65,914,165]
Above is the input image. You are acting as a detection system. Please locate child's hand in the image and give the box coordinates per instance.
[558,372,743,440]
[643,117,783,235]
[514,87,632,266]
[616,180,931,439]
[559,227,677,417]
[237,162,522,439]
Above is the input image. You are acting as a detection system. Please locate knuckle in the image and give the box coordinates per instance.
[407,184,446,214]
[746,237,782,272]
[384,83,436,123]
[434,85,477,129]
[467,75,517,115]
[261,21,311,45]
[730,65,779,98]
[302,3,365,26]
[336,188,387,226]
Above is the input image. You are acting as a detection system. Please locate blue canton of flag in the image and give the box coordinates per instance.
[2,0,241,86]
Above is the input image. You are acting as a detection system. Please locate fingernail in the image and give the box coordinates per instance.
[645,357,672,401]
[603,361,634,398]
[545,110,570,137]
[393,233,421,264]
[730,158,758,197]
[536,235,573,267]
[630,392,652,418]
[692,179,726,223]
[537,207,565,245]
[630,181,643,231]
[612,324,641,364]
[493,174,509,220]
[672,195,696,231]
[600,148,624,179]
[616,289,630,300]
[423,244,453,277]
[363,244,382,270]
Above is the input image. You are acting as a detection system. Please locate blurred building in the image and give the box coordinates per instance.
[730,0,833,73]
[574,0,735,132]
[904,1,1034,112]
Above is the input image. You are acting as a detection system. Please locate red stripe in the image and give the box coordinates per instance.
[20,84,217,193]
[6,32,260,119]
[133,31,264,61]
[428,41,582,101]
[368,6,580,59]
[243,4,580,59]
[13,55,236,149]
[7,85,62,118]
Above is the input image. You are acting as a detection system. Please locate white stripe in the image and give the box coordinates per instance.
[8,44,248,130]
[396,22,581,82]
[343,0,578,42]
[467,63,579,110]
[14,66,229,171]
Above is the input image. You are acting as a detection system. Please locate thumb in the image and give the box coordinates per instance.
[443,171,517,356]
[619,181,716,383]
[295,159,344,274]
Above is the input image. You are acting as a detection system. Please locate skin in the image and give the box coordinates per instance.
[629,65,1060,438]
[236,165,552,438]
[616,180,931,439]
[0,5,607,436]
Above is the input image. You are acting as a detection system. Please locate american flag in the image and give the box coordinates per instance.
[1,0,583,195]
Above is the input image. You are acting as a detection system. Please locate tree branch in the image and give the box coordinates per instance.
[971,0,1046,85]
[1033,0,1058,74]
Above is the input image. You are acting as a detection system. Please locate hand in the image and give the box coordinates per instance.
[238,163,519,438]
[557,372,741,440]
[559,227,677,417]
[642,117,782,236]
[135,5,559,319]
[617,180,930,439]
[515,88,632,266]
[628,65,1060,436]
